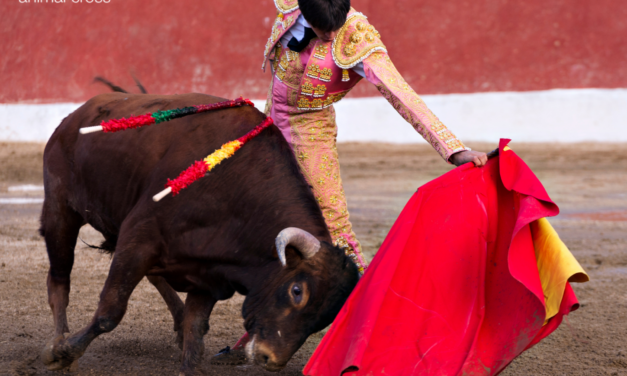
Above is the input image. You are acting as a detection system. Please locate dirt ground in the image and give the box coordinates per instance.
[0,141,626,376]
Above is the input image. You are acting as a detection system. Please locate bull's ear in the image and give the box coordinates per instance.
[275,228,321,267]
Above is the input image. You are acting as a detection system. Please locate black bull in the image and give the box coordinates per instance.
[39,93,359,374]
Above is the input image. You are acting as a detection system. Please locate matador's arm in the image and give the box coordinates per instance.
[362,52,469,162]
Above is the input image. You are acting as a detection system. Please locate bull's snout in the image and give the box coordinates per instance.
[247,336,287,372]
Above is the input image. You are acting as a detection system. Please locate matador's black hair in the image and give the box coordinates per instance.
[298,0,351,32]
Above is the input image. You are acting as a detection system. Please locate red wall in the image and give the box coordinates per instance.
[2,0,626,103]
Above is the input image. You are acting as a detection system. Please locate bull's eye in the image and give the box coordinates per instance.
[290,283,307,307]
[292,285,302,296]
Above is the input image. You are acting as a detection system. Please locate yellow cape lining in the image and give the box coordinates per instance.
[531,218,589,324]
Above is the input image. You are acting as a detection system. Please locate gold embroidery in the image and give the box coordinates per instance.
[430,120,446,133]
[332,12,387,69]
[272,57,280,73]
[273,0,299,13]
[447,140,465,151]
[271,25,281,43]
[319,68,333,82]
[439,130,454,142]
[313,84,327,98]
[262,9,299,71]
[342,69,350,82]
[344,44,356,57]
[276,67,286,81]
[307,64,321,79]
[263,75,274,116]
[279,53,289,71]
[312,98,323,109]
[274,44,306,89]
[287,108,366,273]
[285,14,296,28]
[365,52,466,160]
[313,45,329,60]
[286,50,298,62]
[297,96,311,110]
[349,31,363,44]
[301,81,314,96]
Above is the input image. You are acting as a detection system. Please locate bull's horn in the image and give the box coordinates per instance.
[275,228,321,267]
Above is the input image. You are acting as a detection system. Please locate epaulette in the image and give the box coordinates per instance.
[274,0,299,14]
[332,12,387,69]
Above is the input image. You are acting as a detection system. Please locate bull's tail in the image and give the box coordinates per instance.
[93,75,148,94]
[94,76,128,93]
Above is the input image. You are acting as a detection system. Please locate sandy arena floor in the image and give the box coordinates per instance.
[0,141,626,376]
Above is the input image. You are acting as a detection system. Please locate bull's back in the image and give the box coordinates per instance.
[44,92,265,232]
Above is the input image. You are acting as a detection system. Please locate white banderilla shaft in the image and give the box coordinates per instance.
[152,187,172,202]
[79,126,104,134]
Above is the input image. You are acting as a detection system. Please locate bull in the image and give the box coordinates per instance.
[39,92,359,375]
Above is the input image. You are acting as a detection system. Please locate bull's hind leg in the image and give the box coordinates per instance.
[41,234,158,370]
[147,275,185,347]
[40,198,84,338]
[179,292,217,376]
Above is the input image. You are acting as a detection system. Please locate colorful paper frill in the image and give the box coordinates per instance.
[100,97,255,133]
[165,117,274,196]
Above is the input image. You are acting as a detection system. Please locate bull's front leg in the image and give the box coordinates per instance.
[179,292,216,376]
[41,244,154,370]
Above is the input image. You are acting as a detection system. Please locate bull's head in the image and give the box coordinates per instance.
[242,228,360,371]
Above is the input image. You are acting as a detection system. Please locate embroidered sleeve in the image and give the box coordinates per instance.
[362,52,469,162]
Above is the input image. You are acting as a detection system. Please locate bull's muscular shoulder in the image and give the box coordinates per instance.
[332,10,387,69]
[274,0,299,13]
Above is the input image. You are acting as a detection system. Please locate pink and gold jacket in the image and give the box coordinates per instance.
[263,0,469,162]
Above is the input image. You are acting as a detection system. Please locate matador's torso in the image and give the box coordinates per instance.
[263,0,468,162]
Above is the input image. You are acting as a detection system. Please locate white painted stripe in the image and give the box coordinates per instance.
[0,198,44,205]
[8,185,44,192]
[3,88,626,143]
[0,103,80,142]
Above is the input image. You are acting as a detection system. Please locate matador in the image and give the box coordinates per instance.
[212,0,488,364]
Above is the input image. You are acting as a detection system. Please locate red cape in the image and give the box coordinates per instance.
[304,139,586,376]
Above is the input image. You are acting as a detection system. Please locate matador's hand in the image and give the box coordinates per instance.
[450,150,488,167]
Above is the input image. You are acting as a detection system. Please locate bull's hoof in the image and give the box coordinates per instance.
[175,329,184,351]
[210,346,247,366]
[41,335,78,371]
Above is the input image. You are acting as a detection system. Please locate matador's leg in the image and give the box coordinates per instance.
[289,108,367,273]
